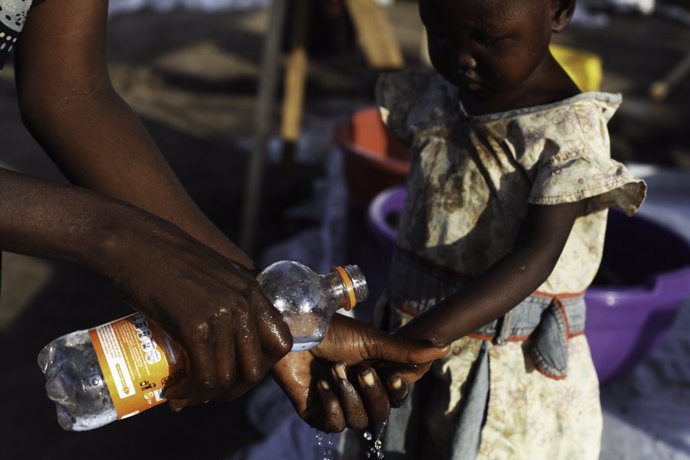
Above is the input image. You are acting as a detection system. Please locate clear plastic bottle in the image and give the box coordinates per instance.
[37,329,119,431]
[37,261,368,431]
[37,313,184,431]
[256,261,368,351]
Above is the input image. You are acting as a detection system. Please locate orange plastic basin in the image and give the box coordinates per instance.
[335,107,410,209]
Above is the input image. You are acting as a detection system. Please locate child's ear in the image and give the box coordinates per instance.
[550,0,576,33]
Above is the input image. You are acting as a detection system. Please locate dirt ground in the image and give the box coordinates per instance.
[0,2,689,459]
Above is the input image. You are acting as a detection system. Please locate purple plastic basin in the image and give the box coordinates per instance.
[368,185,690,384]
[367,187,406,251]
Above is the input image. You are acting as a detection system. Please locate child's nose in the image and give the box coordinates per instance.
[455,51,477,72]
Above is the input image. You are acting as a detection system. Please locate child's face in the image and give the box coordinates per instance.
[420,0,555,96]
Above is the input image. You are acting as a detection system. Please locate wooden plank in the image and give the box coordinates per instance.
[344,0,404,70]
[280,0,312,143]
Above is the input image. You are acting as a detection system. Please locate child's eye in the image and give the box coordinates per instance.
[475,36,506,47]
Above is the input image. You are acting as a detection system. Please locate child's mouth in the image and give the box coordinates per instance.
[452,70,484,91]
[460,75,484,91]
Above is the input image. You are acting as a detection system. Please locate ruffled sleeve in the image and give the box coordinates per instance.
[375,69,439,146]
[528,96,647,216]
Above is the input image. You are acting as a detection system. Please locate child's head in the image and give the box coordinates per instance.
[419,0,575,97]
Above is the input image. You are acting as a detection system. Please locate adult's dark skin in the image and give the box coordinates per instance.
[1,0,441,417]
[4,0,291,407]
[271,314,448,432]
[0,169,290,404]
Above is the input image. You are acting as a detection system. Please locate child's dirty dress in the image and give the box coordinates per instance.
[0,0,32,69]
[364,69,647,460]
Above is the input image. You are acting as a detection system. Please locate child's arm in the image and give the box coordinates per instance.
[396,201,584,346]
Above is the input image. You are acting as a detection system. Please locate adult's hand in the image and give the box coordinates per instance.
[0,168,292,410]
[272,314,448,432]
[99,208,293,410]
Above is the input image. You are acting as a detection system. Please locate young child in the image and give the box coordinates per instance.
[350,0,647,458]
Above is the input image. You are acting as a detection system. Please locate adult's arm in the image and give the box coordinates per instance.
[14,0,242,262]
[7,0,292,405]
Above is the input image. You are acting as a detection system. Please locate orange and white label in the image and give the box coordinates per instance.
[88,313,186,420]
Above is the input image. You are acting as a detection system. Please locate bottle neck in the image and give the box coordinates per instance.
[320,265,368,311]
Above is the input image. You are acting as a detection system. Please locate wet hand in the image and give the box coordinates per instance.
[272,314,448,432]
[310,314,448,366]
[274,353,394,432]
[312,315,444,408]
[104,215,292,409]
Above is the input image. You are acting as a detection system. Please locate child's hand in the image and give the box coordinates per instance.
[271,314,449,432]
[310,314,449,366]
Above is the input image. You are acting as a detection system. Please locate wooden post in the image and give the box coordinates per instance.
[649,50,690,102]
[280,0,312,146]
[343,0,404,70]
[240,0,289,254]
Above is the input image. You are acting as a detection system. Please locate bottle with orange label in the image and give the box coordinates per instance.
[37,261,368,431]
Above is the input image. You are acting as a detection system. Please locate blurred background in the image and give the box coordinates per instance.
[0,0,689,458]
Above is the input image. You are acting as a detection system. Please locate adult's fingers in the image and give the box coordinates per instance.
[356,367,390,423]
[330,362,369,431]
[219,379,256,402]
[180,326,217,393]
[386,373,410,408]
[164,379,211,411]
[235,314,265,386]
[166,394,193,412]
[254,295,293,362]
[218,348,283,402]
[315,379,346,433]
[163,378,191,409]
[213,315,237,388]
[165,319,232,405]
[164,339,237,411]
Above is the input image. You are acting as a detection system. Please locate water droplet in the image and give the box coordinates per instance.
[366,419,387,459]
[363,431,373,441]
[314,430,334,460]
